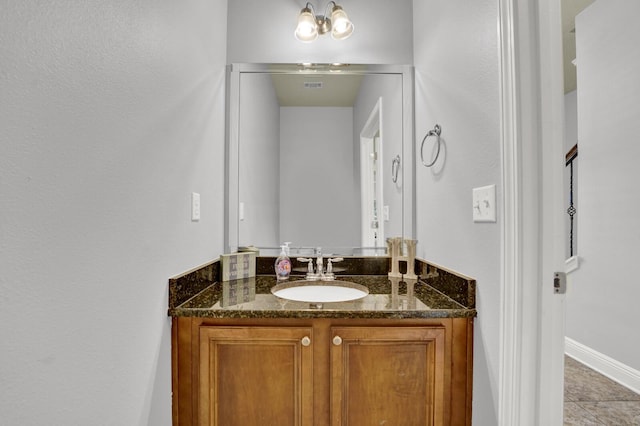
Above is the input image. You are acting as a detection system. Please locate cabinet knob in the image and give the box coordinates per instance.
[332,335,342,346]
[301,336,311,347]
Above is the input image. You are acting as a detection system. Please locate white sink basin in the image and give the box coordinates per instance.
[271,280,369,303]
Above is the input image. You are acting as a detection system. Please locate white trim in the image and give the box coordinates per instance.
[566,337,640,395]
[360,97,383,138]
[498,0,567,424]
[535,0,569,424]
[401,66,415,240]
[497,0,522,421]
[359,98,384,247]
[225,64,240,253]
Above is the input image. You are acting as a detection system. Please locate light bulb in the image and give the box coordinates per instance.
[295,8,318,42]
[330,5,353,40]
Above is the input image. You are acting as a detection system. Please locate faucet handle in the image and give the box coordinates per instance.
[323,257,344,281]
[326,257,343,272]
[298,257,318,280]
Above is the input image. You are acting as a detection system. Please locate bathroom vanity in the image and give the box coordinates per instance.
[169,257,476,426]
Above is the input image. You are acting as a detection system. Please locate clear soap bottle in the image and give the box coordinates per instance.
[274,245,291,281]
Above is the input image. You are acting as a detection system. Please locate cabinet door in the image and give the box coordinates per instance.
[330,326,446,426]
[199,326,314,426]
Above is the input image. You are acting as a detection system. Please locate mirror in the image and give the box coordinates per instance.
[225,63,414,256]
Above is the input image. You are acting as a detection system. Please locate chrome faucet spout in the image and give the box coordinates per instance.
[316,255,324,277]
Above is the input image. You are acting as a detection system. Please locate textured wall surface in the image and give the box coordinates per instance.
[0,1,228,424]
[413,1,501,424]
[0,0,510,424]
[226,0,414,65]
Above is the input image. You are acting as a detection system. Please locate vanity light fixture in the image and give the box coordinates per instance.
[295,1,354,42]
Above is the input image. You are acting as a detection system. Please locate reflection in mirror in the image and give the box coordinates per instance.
[226,64,414,256]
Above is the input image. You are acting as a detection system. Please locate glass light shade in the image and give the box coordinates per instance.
[295,8,318,42]
[330,5,353,40]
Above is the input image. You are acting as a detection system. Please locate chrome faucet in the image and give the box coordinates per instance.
[297,253,343,281]
[316,254,324,277]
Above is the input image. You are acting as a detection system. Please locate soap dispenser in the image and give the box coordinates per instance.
[274,245,291,281]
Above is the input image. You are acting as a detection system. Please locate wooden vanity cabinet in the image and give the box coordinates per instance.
[330,326,446,425]
[198,326,314,426]
[172,317,473,426]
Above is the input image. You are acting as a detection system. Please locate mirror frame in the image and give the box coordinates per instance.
[224,63,415,254]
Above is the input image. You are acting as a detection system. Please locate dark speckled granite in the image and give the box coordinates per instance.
[416,259,476,308]
[168,256,476,319]
[256,256,389,276]
[170,275,474,319]
[168,260,219,308]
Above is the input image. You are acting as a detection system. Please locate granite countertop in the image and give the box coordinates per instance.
[169,271,477,320]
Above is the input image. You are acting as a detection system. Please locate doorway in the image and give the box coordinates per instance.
[561,0,640,423]
[499,1,640,424]
[360,98,384,248]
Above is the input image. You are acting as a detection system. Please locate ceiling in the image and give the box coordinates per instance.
[269,63,370,107]
[272,73,363,107]
[562,0,596,93]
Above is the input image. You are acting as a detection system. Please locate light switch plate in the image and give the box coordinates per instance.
[191,192,201,221]
[472,185,496,222]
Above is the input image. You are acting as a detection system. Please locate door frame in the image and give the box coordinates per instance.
[498,0,566,424]
[360,98,384,248]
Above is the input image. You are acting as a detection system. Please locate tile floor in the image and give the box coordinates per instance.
[564,355,640,425]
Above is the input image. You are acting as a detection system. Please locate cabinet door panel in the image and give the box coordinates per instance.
[200,327,313,426]
[331,326,445,426]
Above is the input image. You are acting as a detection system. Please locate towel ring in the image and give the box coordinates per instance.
[420,124,442,167]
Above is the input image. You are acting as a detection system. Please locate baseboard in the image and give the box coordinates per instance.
[565,337,640,395]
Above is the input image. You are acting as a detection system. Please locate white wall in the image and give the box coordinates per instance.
[413,1,501,424]
[226,0,414,65]
[564,91,578,153]
[238,73,280,247]
[0,1,228,424]
[280,107,359,247]
[0,0,505,423]
[567,0,640,371]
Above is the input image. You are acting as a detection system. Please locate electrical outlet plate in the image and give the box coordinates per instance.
[472,185,496,222]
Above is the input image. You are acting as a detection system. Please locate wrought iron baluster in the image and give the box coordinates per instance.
[566,144,578,257]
